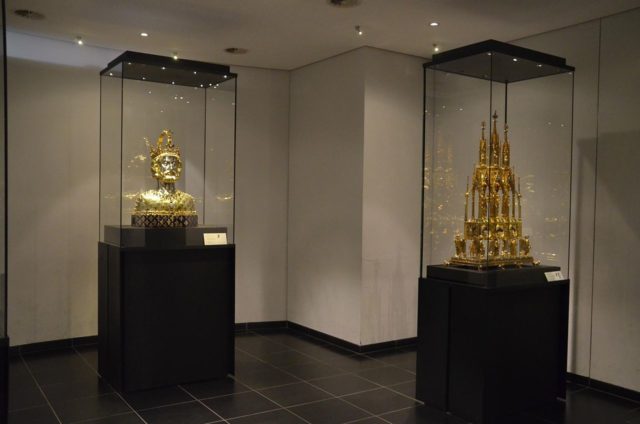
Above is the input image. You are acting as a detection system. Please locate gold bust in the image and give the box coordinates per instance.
[131,130,198,227]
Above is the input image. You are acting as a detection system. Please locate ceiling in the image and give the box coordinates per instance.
[6,0,640,70]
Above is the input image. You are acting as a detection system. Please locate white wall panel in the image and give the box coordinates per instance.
[591,8,640,392]
[233,65,290,324]
[8,58,101,345]
[514,20,601,377]
[361,48,423,345]
[288,50,366,344]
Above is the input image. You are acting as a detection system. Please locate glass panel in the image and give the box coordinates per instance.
[507,73,574,273]
[99,66,123,244]
[205,77,236,242]
[121,79,206,227]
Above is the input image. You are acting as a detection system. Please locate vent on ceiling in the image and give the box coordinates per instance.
[327,0,362,8]
[225,47,248,54]
[14,9,45,20]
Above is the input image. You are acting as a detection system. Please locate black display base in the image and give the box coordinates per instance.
[104,225,228,248]
[416,266,569,424]
[98,241,235,392]
[427,264,561,287]
[0,337,7,424]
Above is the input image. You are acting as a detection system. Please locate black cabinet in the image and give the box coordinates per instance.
[416,265,569,424]
[98,242,235,392]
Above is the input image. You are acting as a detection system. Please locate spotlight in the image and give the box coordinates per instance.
[76,36,83,45]
[172,53,179,60]
[433,44,440,52]
[429,22,439,27]
[140,32,149,37]
[355,25,363,36]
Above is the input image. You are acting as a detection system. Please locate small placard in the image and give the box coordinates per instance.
[545,271,564,282]
[203,233,227,246]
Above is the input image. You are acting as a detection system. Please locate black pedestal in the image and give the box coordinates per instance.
[0,337,7,424]
[416,265,569,424]
[104,225,228,248]
[98,240,235,392]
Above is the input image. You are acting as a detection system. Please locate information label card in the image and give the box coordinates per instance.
[544,271,564,282]
[203,233,227,246]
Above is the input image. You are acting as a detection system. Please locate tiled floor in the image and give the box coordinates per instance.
[7,329,640,423]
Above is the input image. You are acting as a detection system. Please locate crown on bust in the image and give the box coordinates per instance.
[149,129,180,159]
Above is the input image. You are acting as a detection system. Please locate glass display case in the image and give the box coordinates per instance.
[99,51,236,247]
[420,40,574,275]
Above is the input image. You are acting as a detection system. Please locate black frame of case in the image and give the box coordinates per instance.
[416,40,574,424]
[98,52,237,392]
[0,0,7,421]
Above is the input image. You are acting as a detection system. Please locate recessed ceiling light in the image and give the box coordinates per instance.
[513,58,518,62]
[140,32,149,37]
[355,25,363,36]
[429,22,439,27]
[537,64,543,68]
[14,9,45,20]
[225,47,248,54]
[76,36,83,45]
[161,66,166,70]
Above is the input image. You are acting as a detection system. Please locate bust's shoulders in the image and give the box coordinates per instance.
[137,189,162,201]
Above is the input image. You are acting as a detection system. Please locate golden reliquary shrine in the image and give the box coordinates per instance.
[448,111,539,268]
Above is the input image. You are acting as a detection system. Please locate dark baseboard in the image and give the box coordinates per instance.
[567,372,640,403]
[235,321,288,332]
[287,321,417,353]
[9,335,98,357]
[567,372,590,386]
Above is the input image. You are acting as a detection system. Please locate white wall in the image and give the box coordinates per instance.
[233,65,290,324]
[361,48,423,345]
[515,8,640,392]
[7,32,290,345]
[590,9,640,392]
[287,49,366,345]
[287,47,423,346]
[8,56,101,346]
[514,18,601,386]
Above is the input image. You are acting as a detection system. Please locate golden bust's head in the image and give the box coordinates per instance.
[150,130,183,183]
